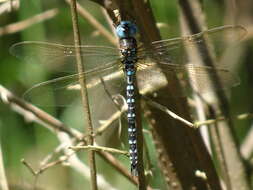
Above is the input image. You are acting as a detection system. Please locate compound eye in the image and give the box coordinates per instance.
[116,21,137,38]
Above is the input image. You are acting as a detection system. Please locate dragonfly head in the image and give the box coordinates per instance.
[116,21,137,39]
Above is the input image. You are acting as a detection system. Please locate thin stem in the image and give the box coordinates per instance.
[0,8,58,36]
[69,0,97,189]
[65,0,117,46]
[70,145,129,156]
[21,159,37,176]
[143,96,194,127]
[0,85,79,138]
[178,0,250,189]
[95,108,125,136]
[0,144,9,190]
[0,85,154,188]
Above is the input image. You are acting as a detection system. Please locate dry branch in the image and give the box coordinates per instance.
[178,0,250,189]
[0,9,58,36]
[65,0,117,46]
[0,144,9,190]
[0,85,151,188]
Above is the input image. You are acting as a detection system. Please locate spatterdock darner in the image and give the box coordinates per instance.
[10,21,246,176]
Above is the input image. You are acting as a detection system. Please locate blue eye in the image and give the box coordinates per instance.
[116,21,137,38]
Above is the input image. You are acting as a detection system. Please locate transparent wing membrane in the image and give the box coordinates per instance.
[10,25,246,107]
[136,62,239,97]
[135,25,245,96]
[10,41,120,73]
[23,63,125,107]
[138,25,246,66]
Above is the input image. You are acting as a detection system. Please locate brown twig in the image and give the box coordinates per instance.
[178,0,250,189]
[178,1,228,189]
[0,85,115,189]
[0,85,152,187]
[0,8,58,36]
[143,96,195,128]
[94,107,126,136]
[0,85,80,138]
[21,141,117,190]
[65,0,117,46]
[21,159,38,176]
[69,0,97,189]
[142,95,253,130]
[70,145,129,156]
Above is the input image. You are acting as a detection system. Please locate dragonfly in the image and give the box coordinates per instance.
[10,21,246,176]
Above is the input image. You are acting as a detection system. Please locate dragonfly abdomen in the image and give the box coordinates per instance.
[125,65,138,176]
[116,21,139,176]
[121,40,138,176]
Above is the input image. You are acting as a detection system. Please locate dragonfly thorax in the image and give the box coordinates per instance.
[119,38,138,65]
[119,38,137,52]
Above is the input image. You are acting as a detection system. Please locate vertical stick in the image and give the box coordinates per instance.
[69,0,97,189]
[178,0,250,189]
[0,144,9,190]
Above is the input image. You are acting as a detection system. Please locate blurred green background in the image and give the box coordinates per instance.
[0,0,252,189]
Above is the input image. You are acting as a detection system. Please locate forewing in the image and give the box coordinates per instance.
[137,25,246,66]
[135,25,244,97]
[10,41,121,73]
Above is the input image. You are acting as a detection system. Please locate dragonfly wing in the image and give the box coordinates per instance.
[137,25,246,66]
[10,41,121,73]
[23,61,125,107]
[136,61,240,97]
[135,62,180,97]
[23,62,126,138]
